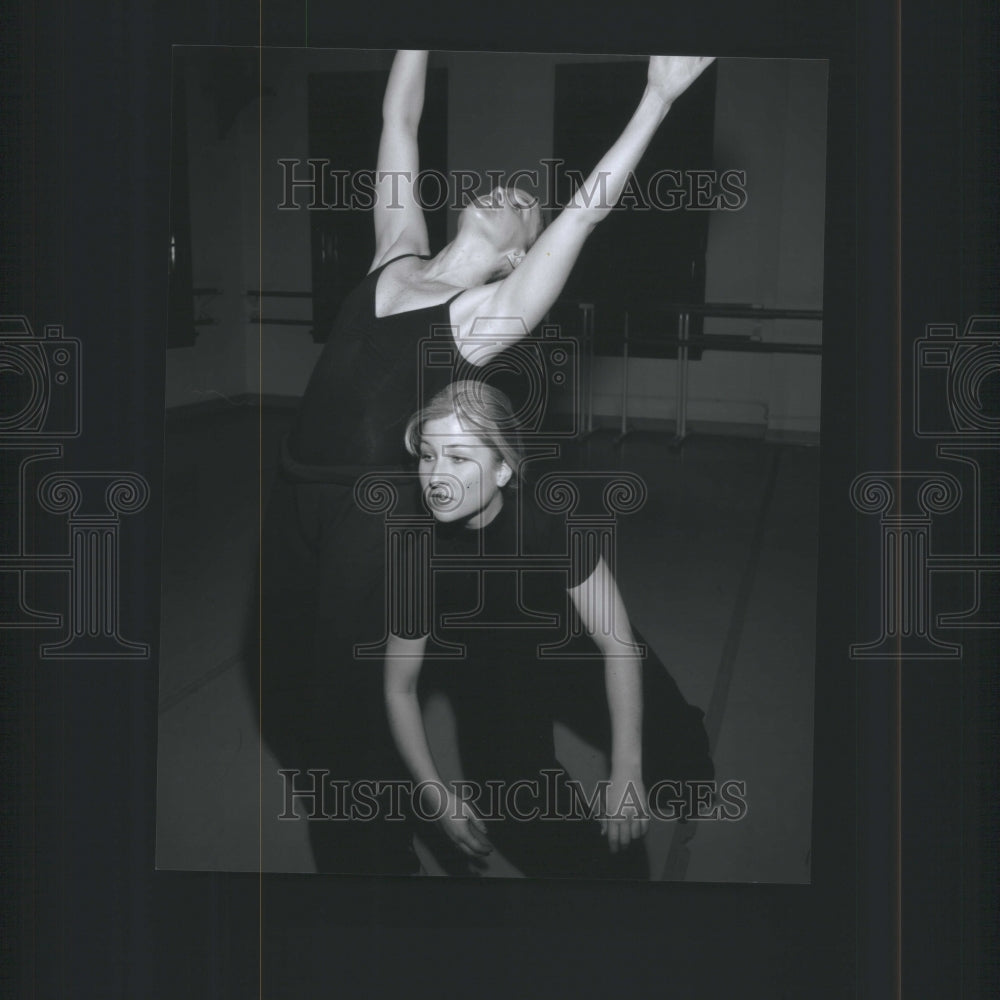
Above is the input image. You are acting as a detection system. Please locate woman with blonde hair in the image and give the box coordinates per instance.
[385,382,712,878]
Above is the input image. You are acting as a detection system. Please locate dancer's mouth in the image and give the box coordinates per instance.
[474,190,505,210]
[426,485,454,507]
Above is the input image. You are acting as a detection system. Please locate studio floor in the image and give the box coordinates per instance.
[155,403,818,883]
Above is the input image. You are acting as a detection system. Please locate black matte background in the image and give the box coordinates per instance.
[3,1,997,996]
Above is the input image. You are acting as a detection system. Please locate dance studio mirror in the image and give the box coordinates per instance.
[156,45,828,882]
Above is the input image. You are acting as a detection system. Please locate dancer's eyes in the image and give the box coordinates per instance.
[419,452,433,463]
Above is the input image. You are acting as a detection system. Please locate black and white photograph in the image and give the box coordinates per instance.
[7,0,998,995]
[155,46,827,882]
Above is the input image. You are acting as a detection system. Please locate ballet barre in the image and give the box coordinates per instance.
[616,303,823,447]
[245,289,315,327]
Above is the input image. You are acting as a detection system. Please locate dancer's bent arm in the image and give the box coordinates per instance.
[384,633,493,859]
[569,556,650,852]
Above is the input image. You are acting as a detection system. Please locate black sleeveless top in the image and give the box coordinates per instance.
[287,255,463,470]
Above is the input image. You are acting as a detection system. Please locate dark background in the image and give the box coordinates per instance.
[552,59,717,356]
[3,2,997,998]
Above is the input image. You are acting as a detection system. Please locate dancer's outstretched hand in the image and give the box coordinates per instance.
[647,55,716,108]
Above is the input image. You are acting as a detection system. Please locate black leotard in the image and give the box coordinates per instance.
[287,254,462,471]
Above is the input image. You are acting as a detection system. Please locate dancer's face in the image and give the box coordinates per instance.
[459,185,542,260]
[417,413,511,527]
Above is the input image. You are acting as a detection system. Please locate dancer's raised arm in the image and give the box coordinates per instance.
[371,50,431,269]
[451,55,714,362]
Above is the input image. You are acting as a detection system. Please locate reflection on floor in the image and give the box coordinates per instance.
[155,404,817,883]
